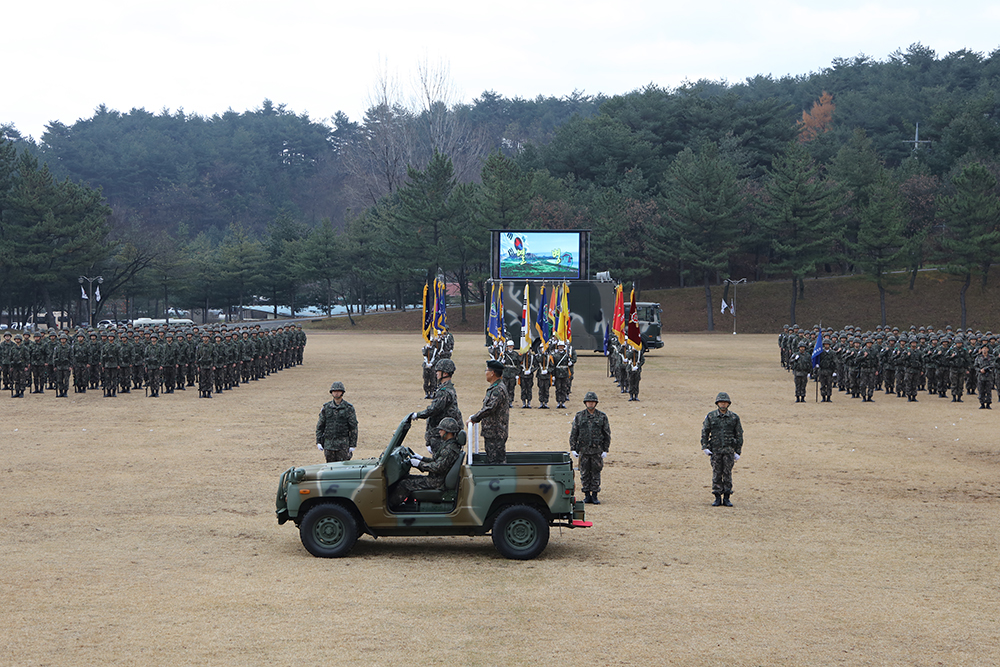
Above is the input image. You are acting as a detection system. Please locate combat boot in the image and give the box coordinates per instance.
[722,494,733,507]
[712,494,722,506]
[591,492,600,505]
[583,493,592,503]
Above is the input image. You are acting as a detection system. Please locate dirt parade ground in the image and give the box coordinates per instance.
[2,331,998,666]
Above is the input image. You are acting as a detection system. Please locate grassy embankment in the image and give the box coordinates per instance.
[304,269,1000,334]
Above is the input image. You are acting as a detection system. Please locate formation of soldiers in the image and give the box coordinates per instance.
[1,323,306,400]
[606,338,644,401]
[780,323,999,408]
[484,337,577,409]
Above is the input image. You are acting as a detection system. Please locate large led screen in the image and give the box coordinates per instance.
[497,231,583,280]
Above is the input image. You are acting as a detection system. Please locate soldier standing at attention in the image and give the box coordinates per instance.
[502,339,519,408]
[536,344,553,409]
[411,358,462,456]
[701,391,744,507]
[315,381,358,462]
[51,334,73,397]
[570,391,611,504]
[469,359,510,464]
[0,331,12,391]
[791,342,812,402]
[815,338,837,402]
[553,341,573,409]
[519,344,536,408]
[974,343,993,409]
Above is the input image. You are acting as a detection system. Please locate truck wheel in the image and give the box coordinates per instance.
[491,505,549,560]
[300,502,358,558]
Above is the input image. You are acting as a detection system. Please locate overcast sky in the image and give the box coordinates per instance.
[4,0,999,141]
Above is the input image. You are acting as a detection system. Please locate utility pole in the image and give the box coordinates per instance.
[723,278,746,334]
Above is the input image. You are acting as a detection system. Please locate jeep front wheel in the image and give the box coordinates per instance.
[300,502,358,558]
[491,505,549,560]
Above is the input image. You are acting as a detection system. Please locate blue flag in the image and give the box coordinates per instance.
[811,330,823,368]
[487,283,501,341]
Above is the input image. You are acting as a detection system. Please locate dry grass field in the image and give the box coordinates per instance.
[2,332,998,666]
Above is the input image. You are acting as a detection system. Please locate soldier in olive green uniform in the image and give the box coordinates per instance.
[101,333,122,397]
[553,341,573,408]
[9,335,30,397]
[411,358,463,456]
[570,391,611,504]
[469,359,510,465]
[50,334,73,397]
[315,381,359,462]
[1,331,13,390]
[390,417,464,509]
[501,340,519,408]
[701,391,744,507]
[974,344,993,409]
[790,342,812,402]
[196,333,216,398]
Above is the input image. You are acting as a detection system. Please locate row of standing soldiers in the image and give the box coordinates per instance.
[781,323,998,408]
[607,338,644,401]
[491,338,576,409]
[1,324,306,399]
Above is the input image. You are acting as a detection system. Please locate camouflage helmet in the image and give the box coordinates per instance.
[583,391,599,403]
[435,358,456,374]
[329,381,346,393]
[715,391,732,404]
[437,417,462,433]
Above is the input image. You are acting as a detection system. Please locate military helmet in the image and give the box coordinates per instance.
[583,391,599,403]
[437,417,461,433]
[715,391,732,404]
[329,381,346,393]
[435,358,456,374]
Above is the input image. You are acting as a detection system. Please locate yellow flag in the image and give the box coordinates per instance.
[557,282,571,342]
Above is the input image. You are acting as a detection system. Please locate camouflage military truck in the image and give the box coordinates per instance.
[276,415,591,560]
[487,279,663,352]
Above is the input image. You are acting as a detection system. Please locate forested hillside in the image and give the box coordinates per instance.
[3,43,1000,329]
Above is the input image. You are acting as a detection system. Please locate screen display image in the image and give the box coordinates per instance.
[498,231,582,280]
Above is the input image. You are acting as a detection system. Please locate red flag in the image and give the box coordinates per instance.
[612,284,625,344]
[626,287,642,350]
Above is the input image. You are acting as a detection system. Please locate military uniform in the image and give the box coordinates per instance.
[553,345,573,408]
[50,337,73,397]
[470,375,510,465]
[316,388,358,462]
[390,423,463,507]
[535,348,553,408]
[414,360,462,455]
[790,345,812,401]
[570,392,611,503]
[701,393,743,505]
[974,347,993,408]
[519,350,536,408]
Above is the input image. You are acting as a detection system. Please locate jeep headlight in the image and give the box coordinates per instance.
[292,468,306,483]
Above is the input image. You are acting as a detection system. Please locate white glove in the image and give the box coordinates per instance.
[317,443,324,450]
[412,453,424,461]
[703,449,712,456]
[410,412,419,421]
[734,453,740,461]
[832,373,837,378]
[571,451,578,458]
[409,457,422,467]
[600,452,608,459]
[348,448,355,454]
[426,445,433,455]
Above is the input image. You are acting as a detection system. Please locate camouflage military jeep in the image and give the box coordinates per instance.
[276,415,591,560]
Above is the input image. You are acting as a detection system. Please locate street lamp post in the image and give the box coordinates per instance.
[79,275,103,327]
[723,278,746,335]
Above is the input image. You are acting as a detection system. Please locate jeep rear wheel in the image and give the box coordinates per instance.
[300,502,358,558]
[491,505,549,560]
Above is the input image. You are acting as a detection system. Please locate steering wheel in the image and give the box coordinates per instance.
[394,445,415,467]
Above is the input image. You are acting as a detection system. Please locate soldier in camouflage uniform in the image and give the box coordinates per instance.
[71,332,89,393]
[411,358,462,456]
[101,332,122,397]
[858,338,878,402]
[902,337,923,401]
[421,337,439,399]
[974,344,993,409]
[9,335,30,398]
[815,338,836,402]
[390,417,464,509]
[790,342,812,402]
[0,331,12,390]
[315,381,358,462]
[701,391,743,507]
[469,359,510,464]
[947,337,971,402]
[196,333,216,398]
[50,334,73,397]
[570,391,611,504]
